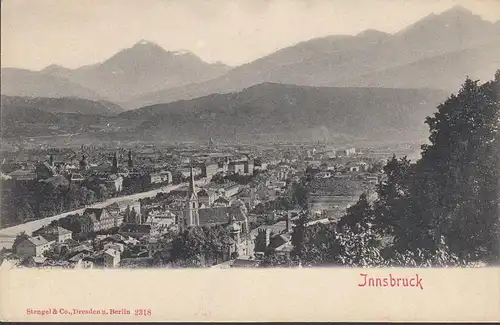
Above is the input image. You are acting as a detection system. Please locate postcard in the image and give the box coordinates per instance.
[0,0,499,322]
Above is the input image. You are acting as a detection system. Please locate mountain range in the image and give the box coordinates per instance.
[1,83,449,143]
[129,6,500,109]
[1,40,231,107]
[2,6,499,111]
[1,5,499,145]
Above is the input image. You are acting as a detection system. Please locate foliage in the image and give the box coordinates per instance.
[168,225,234,267]
[276,70,500,268]
[12,232,29,251]
[291,182,309,209]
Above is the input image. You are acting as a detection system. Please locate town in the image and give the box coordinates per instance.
[0,140,417,268]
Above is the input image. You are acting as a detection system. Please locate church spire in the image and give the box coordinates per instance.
[112,152,118,173]
[127,149,133,168]
[186,165,199,227]
[189,165,196,197]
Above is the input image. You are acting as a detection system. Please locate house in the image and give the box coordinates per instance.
[197,188,217,206]
[118,224,152,239]
[201,163,219,181]
[70,253,94,269]
[103,248,121,268]
[14,236,55,257]
[335,148,356,157]
[70,173,85,182]
[238,188,257,209]
[220,182,240,198]
[104,242,125,254]
[230,258,261,268]
[35,162,56,180]
[8,169,36,181]
[213,196,231,207]
[105,174,123,193]
[150,171,172,184]
[32,226,73,243]
[79,207,119,233]
[228,161,246,175]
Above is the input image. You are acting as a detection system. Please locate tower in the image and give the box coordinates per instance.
[79,155,88,171]
[49,154,54,167]
[186,166,199,226]
[127,150,133,168]
[112,152,118,173]
[255,228,271,253]
[227,214,241,243]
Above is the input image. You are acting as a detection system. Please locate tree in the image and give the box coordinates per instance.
[338,193,373,233]
[413,73,500,260]
[291,182,309,209]
[210,172,226,184]
[13,232,29,251]
[283,71,500,267]
[169,225,233,267]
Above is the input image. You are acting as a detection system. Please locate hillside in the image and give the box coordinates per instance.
[1,95,123,116]
[0,68,102,100]
[1,83,449,143]
[0,105,107,139]
[115,83,449,143]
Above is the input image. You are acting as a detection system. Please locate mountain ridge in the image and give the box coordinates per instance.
[1,95,124,116]
[2,6,498,109]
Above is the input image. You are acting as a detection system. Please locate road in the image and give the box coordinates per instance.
[0,179,207,250]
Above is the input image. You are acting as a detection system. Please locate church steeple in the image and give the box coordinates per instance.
[186,165,199,226]
[127,150,133,168]
[189,166,197,198]
[112,152,118,173]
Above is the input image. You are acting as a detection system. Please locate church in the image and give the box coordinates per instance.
[180,167,254,258]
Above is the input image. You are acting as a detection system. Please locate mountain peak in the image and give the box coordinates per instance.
[40,64,71,74]
[441,5,473,17]
[356,29,390,39]
[134,39,157,46]
[129,40,168,53]
[171,49,193,56]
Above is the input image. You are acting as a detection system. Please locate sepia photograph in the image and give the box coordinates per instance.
[0,0,499,321]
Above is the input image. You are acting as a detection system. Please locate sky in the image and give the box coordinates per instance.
[1,0,500,70]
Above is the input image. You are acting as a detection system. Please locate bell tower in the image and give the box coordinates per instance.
[127,149,133,168]
[187,166,199,226]
[112,152,118,173]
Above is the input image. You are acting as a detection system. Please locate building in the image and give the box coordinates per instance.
[70,173,85,182]
[35,162,56,180]
[79,207,121,233]
[307,177,368,219]
[105,203,124,227]
[335,148,356,157]
[70,254,94,269]
[228,161,246,175]
[185,167,200,226]
[79,155,89,171]
[105,174,123,193]
[32,226,73,243]
[8,169,36,181]
[150,171,172,184]
[127,150,134,168]
[197,188,217,207]
[103,248,121,267]
[118,224,152,239]
[14,236,54,257]
[201,162,219,181]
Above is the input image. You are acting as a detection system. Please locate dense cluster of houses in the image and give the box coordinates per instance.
[0,142,401,269]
